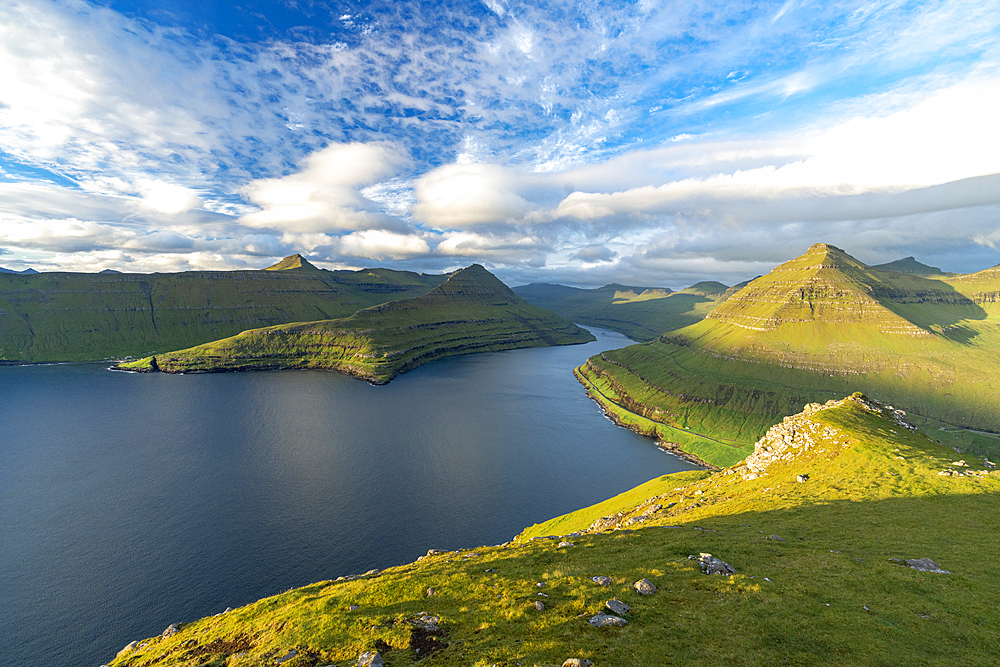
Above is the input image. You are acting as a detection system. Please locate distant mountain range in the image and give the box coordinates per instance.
[117,264,593,383]
[0,267,38,274]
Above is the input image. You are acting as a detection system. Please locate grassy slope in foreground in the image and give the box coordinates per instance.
[106,396,1000,667]
[0,254,444,362]
[514,281,728,342]
[119,265,594,383]
[580,243,1000,465]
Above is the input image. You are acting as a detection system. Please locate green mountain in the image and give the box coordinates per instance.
[578,243,1000,466]
[119,265,594,383]
[513,279,729,342]
[872,256,950,276]
[104,395,1000,667]
[264,253,321,271]
[0,257,445,362]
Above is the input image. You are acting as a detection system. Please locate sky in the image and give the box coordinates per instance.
[1,0,999,288]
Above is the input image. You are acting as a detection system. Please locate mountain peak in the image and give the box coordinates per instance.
[265,254,320,271]
[707,243,929,336]
[872,256,947,276]
[430,264,520,304]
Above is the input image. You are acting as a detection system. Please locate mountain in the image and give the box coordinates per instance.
[264,253,320,271]
[118,265,594,383]
[0,255,444,362]
[102,395,1000,667]
[872,256,949,276]
[578,243,1000,466]
[514,279,729,342]
[0,267,38,274]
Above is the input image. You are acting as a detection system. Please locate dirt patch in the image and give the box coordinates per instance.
[410,626,448,660]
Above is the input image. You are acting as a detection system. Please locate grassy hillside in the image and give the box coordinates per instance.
[579,244,1000,466]
[513,281,728,342]
[118,265,594,383]
[0,255,444,362]
[104,395,1000,667]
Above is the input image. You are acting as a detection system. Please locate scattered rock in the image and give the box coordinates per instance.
[357,649,384,667]
[591,576,612,587]
[766,535,786,542]
[533,600,545,611]
[558,541,575,548]
[410,614,441,631]
[348,605,359,611]
[905,558,951,574]
[797,474,810,482]
[117,641,138,657]
[690,553,736,576]
[277,649,298,664]
[426,587,435,597]
[633,578,657,595]
[161,623,181,638]
[563,659,594,667]
[605,598,631,615]
[588,612,627,627]
[984,460,996,468]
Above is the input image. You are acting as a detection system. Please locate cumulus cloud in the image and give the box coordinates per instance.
[339,230,430,260]
[240,143,407,233]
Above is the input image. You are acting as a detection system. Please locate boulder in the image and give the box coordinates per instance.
[277,649,298,664]
[605,598,631,615]
[633,578,657,595]
[766,535,786,542]
[558,541,575,548]
[161,623,181,638]
[116,641,138,657]
[357,650,384,667]
[905,558,951,574]
[797,474,810,482]
[690,553,736,576]
[591,576,612,587]
[588,612,627,627]
[534,600,545,611]
[563,659,594,667]
[426,587,436,597]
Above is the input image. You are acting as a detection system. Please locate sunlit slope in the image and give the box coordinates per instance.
[105,396,1000,667]
[579,244,1000,465]
[0,255,444,362]
[121,265,594,383]
[514,280,728,341]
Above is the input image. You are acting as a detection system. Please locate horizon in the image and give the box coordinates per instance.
[2,0,998,288]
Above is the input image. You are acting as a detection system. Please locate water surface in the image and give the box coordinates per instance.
[0,328,698,666]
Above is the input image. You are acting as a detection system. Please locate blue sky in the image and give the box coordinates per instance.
[1,0,998,287]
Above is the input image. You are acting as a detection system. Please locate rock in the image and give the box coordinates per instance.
[365,569,381,576]
[558,541,575,548]
[161,623,181,638]
[605,598,631,615]
[984,460,996,468]
[534,600,545,611]
[277,649,298,664]
[591,576,612,587]
[563,659,594,667]
[589,612,627,627]
[905,558,951,574]
[690,553,736,576]
[797,474,810,482]
[766,535,786,542]
[116,641,138,657]
[633,578,657,595]
[426,549,441,556]
[348,605,359,611]
[357,649,384,667]
[426,587,436,597]
[411,614,441,630]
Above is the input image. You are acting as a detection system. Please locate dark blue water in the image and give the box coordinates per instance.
[0,328,698,667]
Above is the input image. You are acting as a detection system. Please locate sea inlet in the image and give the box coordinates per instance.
[0,327,699,667]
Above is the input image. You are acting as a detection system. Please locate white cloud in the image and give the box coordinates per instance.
[339,230,430,259]
[240,143,406,233]
[137,179,204,215]
[413,163,538,228]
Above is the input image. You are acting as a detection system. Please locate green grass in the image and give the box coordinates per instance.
[118,265,594,383]
[0,261,444,362]
[580,244,1000,466]
[514,282,727,342]
[104,397,1000,667]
